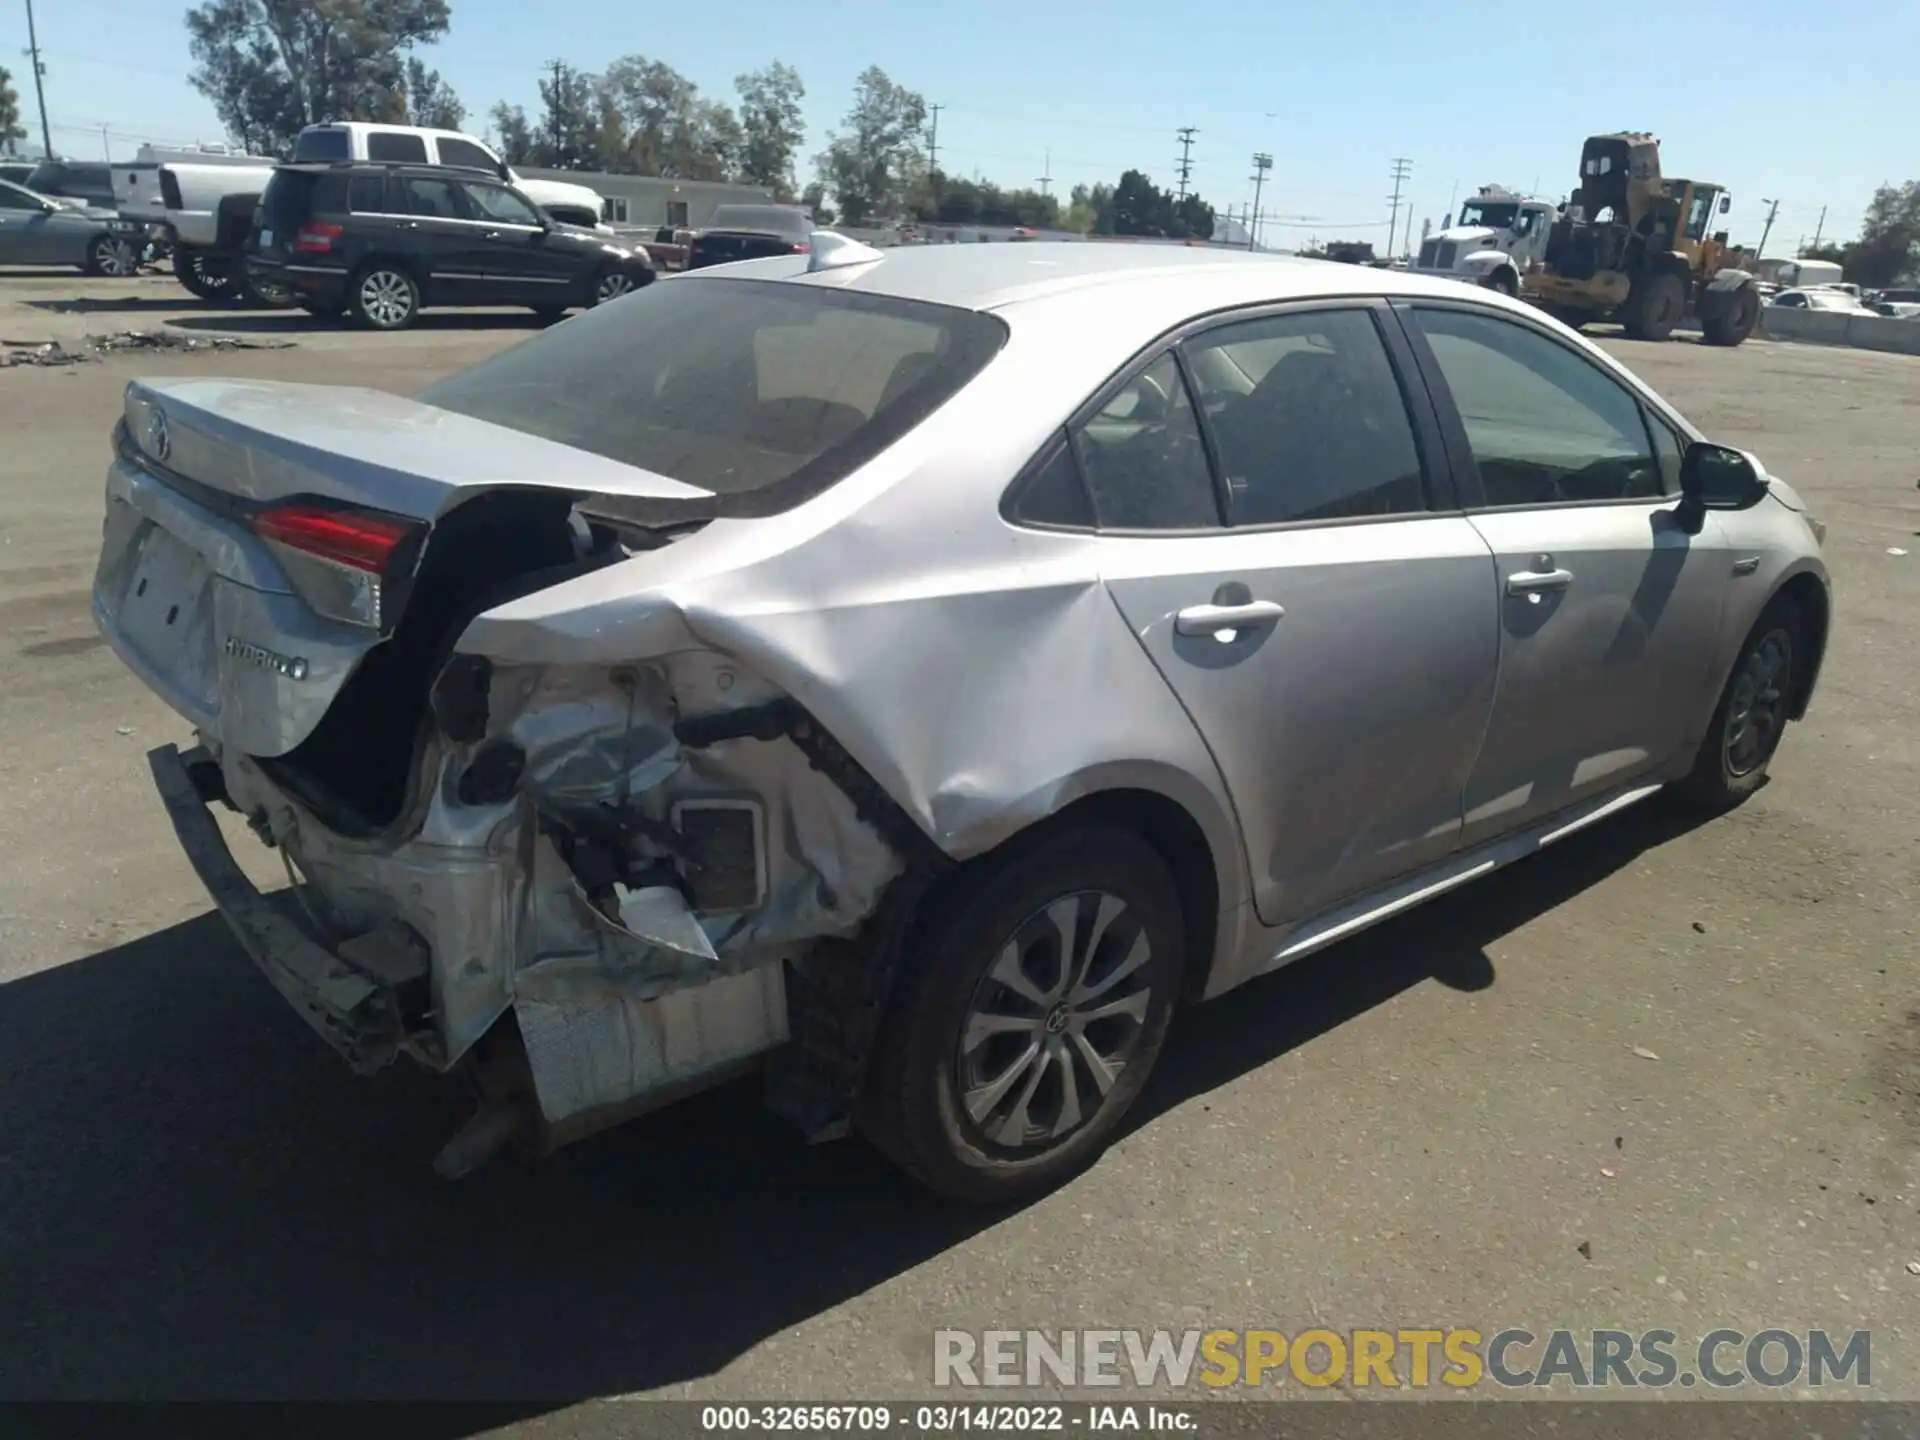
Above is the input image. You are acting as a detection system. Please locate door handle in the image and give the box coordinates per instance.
[483,229,503,239]
[1506,568,1574,595]
[395,219,419,229]
[1174,600,1285,636]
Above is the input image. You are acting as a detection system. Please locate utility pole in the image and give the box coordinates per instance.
[100,124,111,161]
[1386,157,1412,261]
[1755,197,1781,262]
[1810,204,1826,252]
[926,103,943,210]
[1174,126,1198,203]
[1035,148,1051,198]
[544,60,568,160]
[1248,152,1272,251]
[24,0,54,159]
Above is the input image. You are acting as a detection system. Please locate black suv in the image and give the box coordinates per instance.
[247,162,656,329]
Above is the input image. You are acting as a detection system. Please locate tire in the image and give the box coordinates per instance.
[862,828,1187,1204]
[1483,268,1519,297]
[1701,285,1761,347]
[1674,595,1805,811]
[85,233,138,278]
[349,264,421,331]
[172,247,234,300]
[1622,269,1687,341]
[587,265,639,308]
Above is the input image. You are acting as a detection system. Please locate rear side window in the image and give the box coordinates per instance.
[367,132,429,162]
[420,278,1008,517]
[437,138,497,173]
[348,174,386,213]
[1183,309,1427,525]
[292,129,351,162]
[1071,352,1219,530]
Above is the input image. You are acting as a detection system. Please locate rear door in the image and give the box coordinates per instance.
[0,181,58,263]
[1396,300,1733,845]
[1088,302,1500,927]
[451,179,579,303]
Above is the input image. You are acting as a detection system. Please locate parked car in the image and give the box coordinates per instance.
[1768,288,1870,312]
[0,160,38,187]
[244,161,656,328]
[637,224,690,270]
[1873,301,1920,319]
[24,158,119,209]
[0,178,142,274]
[685,203,814,268]
[93,242,1830,1202]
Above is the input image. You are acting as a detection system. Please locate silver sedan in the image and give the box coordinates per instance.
[0,179,140,274]
[92,239,1831,1201]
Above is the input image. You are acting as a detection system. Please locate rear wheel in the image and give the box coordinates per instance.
[1701,285,1761,346]
[85,234,138,277]
[862,828,1186,1204]
[1623,270,1687,341]
[349,265,420,330]
[1674,595,1804,810]
[172,247,235,300]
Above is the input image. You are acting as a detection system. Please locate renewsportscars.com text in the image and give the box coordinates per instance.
[932,1328,1871,1390]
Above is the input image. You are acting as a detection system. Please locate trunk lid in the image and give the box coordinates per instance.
[94,378,711,788]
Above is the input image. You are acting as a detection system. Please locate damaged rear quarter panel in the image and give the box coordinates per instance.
[454,311,1250,910]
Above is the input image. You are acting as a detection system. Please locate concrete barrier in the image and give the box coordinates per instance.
[1758,304,1920,354]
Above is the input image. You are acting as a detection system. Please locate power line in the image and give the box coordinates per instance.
[23,0,54,157]
[1386,157,1412,261]
[1174,126,1197,204]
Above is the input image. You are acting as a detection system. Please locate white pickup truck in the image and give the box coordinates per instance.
[122,122,608,304]
[1410,187,1560,296]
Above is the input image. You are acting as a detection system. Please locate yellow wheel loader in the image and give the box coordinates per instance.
[1522,132,1763,346]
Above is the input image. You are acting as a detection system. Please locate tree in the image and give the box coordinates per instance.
[817,66,927,226]
[184,0,452,156]
[535,60,596,169]
[490,100,535,165]
[800,180,833,224]
[402,57,463,130]
[735,62,805,198]
[1088,169,1212,240]
[1844,182,1920,289]
[0,67,25,155]
[597,55,739,179]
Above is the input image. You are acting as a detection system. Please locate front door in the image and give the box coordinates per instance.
[384,173,480,306]
[1398,301,1733,846]
[1090,306,1499,927]
[453,179,580,305]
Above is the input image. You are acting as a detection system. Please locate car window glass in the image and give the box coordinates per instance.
[367,132,430,163]
[347,174,386,213]
[437,138,497,172]
[1183,309,1426,525]
[310,174,349,212]
[1071,352,1219,530]
[1411,307,1664,505]
[394,176,461,218]
[464,182,543,227]
[0,183,37,211]
[293,129,351,161]
[1647,412,1685,496]
[1009,434,1096,528]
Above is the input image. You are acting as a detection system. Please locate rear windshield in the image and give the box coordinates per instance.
[258,169,351,232]
[292,128,351,162]
[709,205,810,238]
[419,277,1008,518]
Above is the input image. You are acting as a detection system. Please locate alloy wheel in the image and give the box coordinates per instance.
[955,891,1156,1150]
[1724,628,1793,776]
[96,237,138,277]
[594,271,635,304]
[358,270,414,328]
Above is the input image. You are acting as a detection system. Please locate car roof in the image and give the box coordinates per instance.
[693,239,1512,316]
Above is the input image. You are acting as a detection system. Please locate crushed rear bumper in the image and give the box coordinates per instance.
[146,742,406,1075]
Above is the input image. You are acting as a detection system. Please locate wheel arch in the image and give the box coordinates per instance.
[1776,569,1830,720]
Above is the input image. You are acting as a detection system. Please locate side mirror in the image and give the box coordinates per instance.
[1719,194,1732,213]
[1677,441,1769,531]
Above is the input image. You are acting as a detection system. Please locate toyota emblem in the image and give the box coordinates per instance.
[144,405,170,463]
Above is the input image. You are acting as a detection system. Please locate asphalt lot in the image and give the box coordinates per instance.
[2,268,1917,1418]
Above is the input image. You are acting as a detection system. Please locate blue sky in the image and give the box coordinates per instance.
[9,0,1911,249]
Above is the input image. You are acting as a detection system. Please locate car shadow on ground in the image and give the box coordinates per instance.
[0,796,1707,1407]
[163,310,548,336]
[25,295,236,316]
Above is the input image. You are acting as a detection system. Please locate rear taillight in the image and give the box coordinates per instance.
[291,221,344,254]
[252,502,421,630]
[791,241,809,253]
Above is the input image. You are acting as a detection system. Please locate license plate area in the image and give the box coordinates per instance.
[115,519,218,711]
